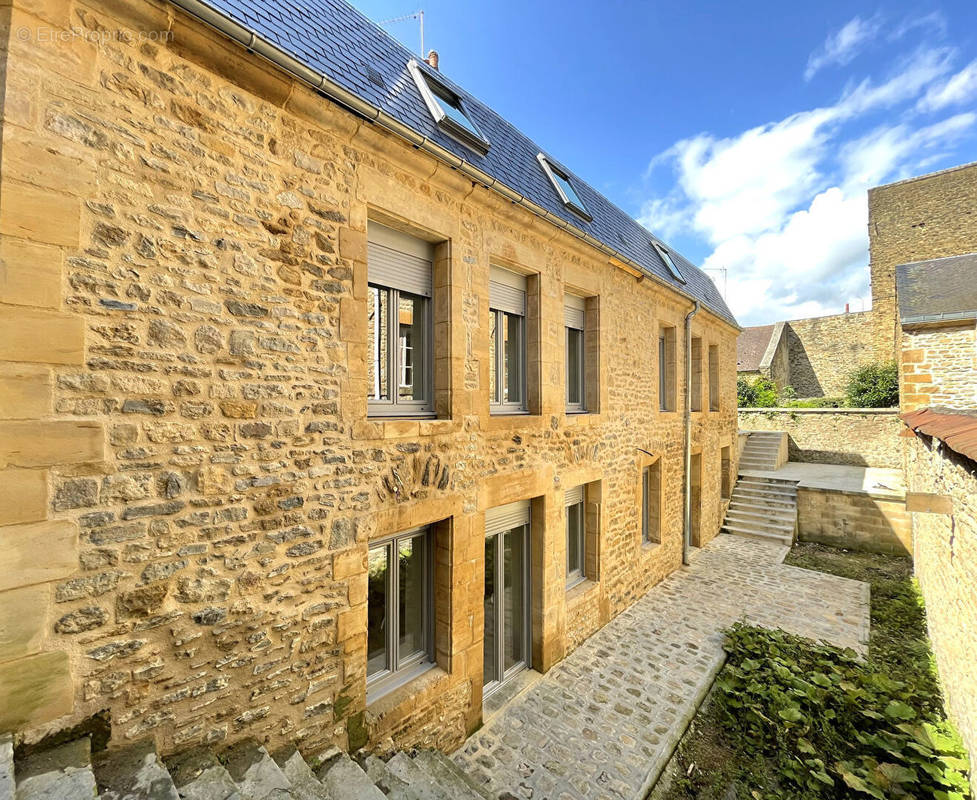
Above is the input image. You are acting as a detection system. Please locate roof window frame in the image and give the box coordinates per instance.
[652,241,685,284]
[408,59,490,156]
[537,153,592,222]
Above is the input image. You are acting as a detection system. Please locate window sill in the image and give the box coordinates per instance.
[354,418,461,440]
[366,662,445,711]
[564,411,601,427]
[566,577,599,605]
[483,413,545,432]
[641,541,662,554]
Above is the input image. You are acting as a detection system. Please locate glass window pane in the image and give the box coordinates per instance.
[398,534,427,660]
[367,545,389,677]
[483,535,498,686]
[567,501,583,577]
[397,292,427,402]
[489,310,498,404]
[503,527,526,673]
[368,286,389,401]
[503,312,524,405]
[566,327,583,406]
[434,92,481,138]
[554,170,586,211]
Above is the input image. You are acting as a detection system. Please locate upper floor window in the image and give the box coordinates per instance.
[565,294,587,412]
[709,344,720,412]
[691,337,703,413]
[659,325,676,412]
[489,266,528,414]
[538,154,592,222]
[367,526,434,698]
[408,60,490,155]
[368,222,434,417]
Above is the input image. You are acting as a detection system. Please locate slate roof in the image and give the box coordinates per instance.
[897,252,977,325]
[172,0,736,326]
[736,325,774,371]
[902,408,977,464]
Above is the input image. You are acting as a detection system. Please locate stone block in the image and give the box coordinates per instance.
[0,237,63,309]
[0,363,51,419]
[0,420,103,468]
[2,125,95,196]
[0,468,47,526]
[339,227,367,263]
[0,305,84,365]
[0,180,81,247]
[0,583,49,663]
[0,519,77,592]
[0,650,73,731]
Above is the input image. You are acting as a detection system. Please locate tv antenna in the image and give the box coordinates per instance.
[703,266,728,299]
[379,10,425,57]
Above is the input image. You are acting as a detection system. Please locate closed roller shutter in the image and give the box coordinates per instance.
[490,266,527,316]
[368,222,434,297]
[565,293,585,329]
[564,485,584,506]
[485,499,531,536]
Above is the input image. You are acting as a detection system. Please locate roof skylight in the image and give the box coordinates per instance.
[537,153,591,221]
[408,60,489,155]
[652,242,685,284]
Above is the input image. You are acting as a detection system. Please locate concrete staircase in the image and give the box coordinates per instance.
[722,475,799,546]
[4,733,494,800]
[738,430,787,472]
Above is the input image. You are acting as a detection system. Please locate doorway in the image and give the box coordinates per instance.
[483,501,531,697]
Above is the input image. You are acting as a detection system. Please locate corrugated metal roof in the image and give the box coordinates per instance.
[901,407,977,463]
[171,0,737,327]
[896,252,977,325]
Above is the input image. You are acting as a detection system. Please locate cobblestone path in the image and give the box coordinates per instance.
[453,535,870,800]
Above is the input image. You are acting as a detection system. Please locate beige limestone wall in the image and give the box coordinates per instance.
[904,435,977,769]
[901,323,977,412]
[782,311,879,398]
[869,161,977,360]
[736,409,902,468]
[796,488,911,555]
[0,0,738,760]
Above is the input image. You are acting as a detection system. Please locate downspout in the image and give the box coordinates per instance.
[683,301,699,566]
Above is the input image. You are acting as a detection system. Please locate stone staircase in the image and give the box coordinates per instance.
[738,430,787,472]
[3,732,495,800]
[721,475,799,546]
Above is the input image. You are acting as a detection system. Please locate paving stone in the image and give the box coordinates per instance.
[167,750,242,800]
[93,738,180,800]
[453,535,869,800]
[383,753,449,800]
[316,753,383,800]
[14,737,98,800]
[223,741,291,800]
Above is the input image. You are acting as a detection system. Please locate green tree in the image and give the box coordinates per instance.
[738,376,779,408]
[845,361,899,408]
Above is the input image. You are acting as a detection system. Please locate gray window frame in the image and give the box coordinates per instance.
[366,525,436,703]
[368,283,435,418]
[489,307,528,415]
[408,59,490,155]
[565,486,586,589]
[565,300,587,413]
[538,153,592,222]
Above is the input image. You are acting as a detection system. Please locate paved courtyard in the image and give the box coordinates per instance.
[453,535,870,800]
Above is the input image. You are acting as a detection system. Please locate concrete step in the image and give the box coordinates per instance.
[730,493,796,510]
[272,749,330,800]
[411,752,491,800]
[223,741,292,800]
[384,752,449,800]
[1,736,13,800]
[15,737,98,800]
[721,524,792,545]
[732,484,797,499]
[724,515,794,536]
[316,753,383,800]
[167,750,244,800]
[724,504,796,524]
[94,740,180,800]
[362,755,411,799]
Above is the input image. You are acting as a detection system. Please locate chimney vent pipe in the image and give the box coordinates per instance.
[426,50,439,70]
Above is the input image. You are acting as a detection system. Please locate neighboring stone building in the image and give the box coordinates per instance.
[897,252,977,766]
[0,0,738,762]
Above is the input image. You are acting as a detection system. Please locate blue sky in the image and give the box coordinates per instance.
[352,0,977,325]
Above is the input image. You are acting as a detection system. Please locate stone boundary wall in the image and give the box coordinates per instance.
[796,487,910,555]
[782,311,879,398]
[904,435,977,768]
[737,409,902,468]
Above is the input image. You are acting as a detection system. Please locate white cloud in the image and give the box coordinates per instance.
[918,59,977,112]
[640,43,976,326]
[805,16,882,81]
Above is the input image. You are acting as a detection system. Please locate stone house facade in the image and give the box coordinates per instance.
[0,0,738,760]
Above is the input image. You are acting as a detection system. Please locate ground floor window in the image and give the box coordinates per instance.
[367,526,434,697]
[642,460,662,545]
[565,484,586,587]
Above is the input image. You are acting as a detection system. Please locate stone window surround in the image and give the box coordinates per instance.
[659,324,678,413]
[487,265,538,417]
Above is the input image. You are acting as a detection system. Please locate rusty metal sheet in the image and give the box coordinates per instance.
[901,407,977,463]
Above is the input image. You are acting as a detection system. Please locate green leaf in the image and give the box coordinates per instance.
[778,707,803,722]
[884,700,916,721]
[838,769,885,798]
[797,737,816,755]
[810,672,832,687]
[877,763,918,784]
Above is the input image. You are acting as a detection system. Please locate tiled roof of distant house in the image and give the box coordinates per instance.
[168,0,737,327]
[897,252,977,325]
[736,325,774,371]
